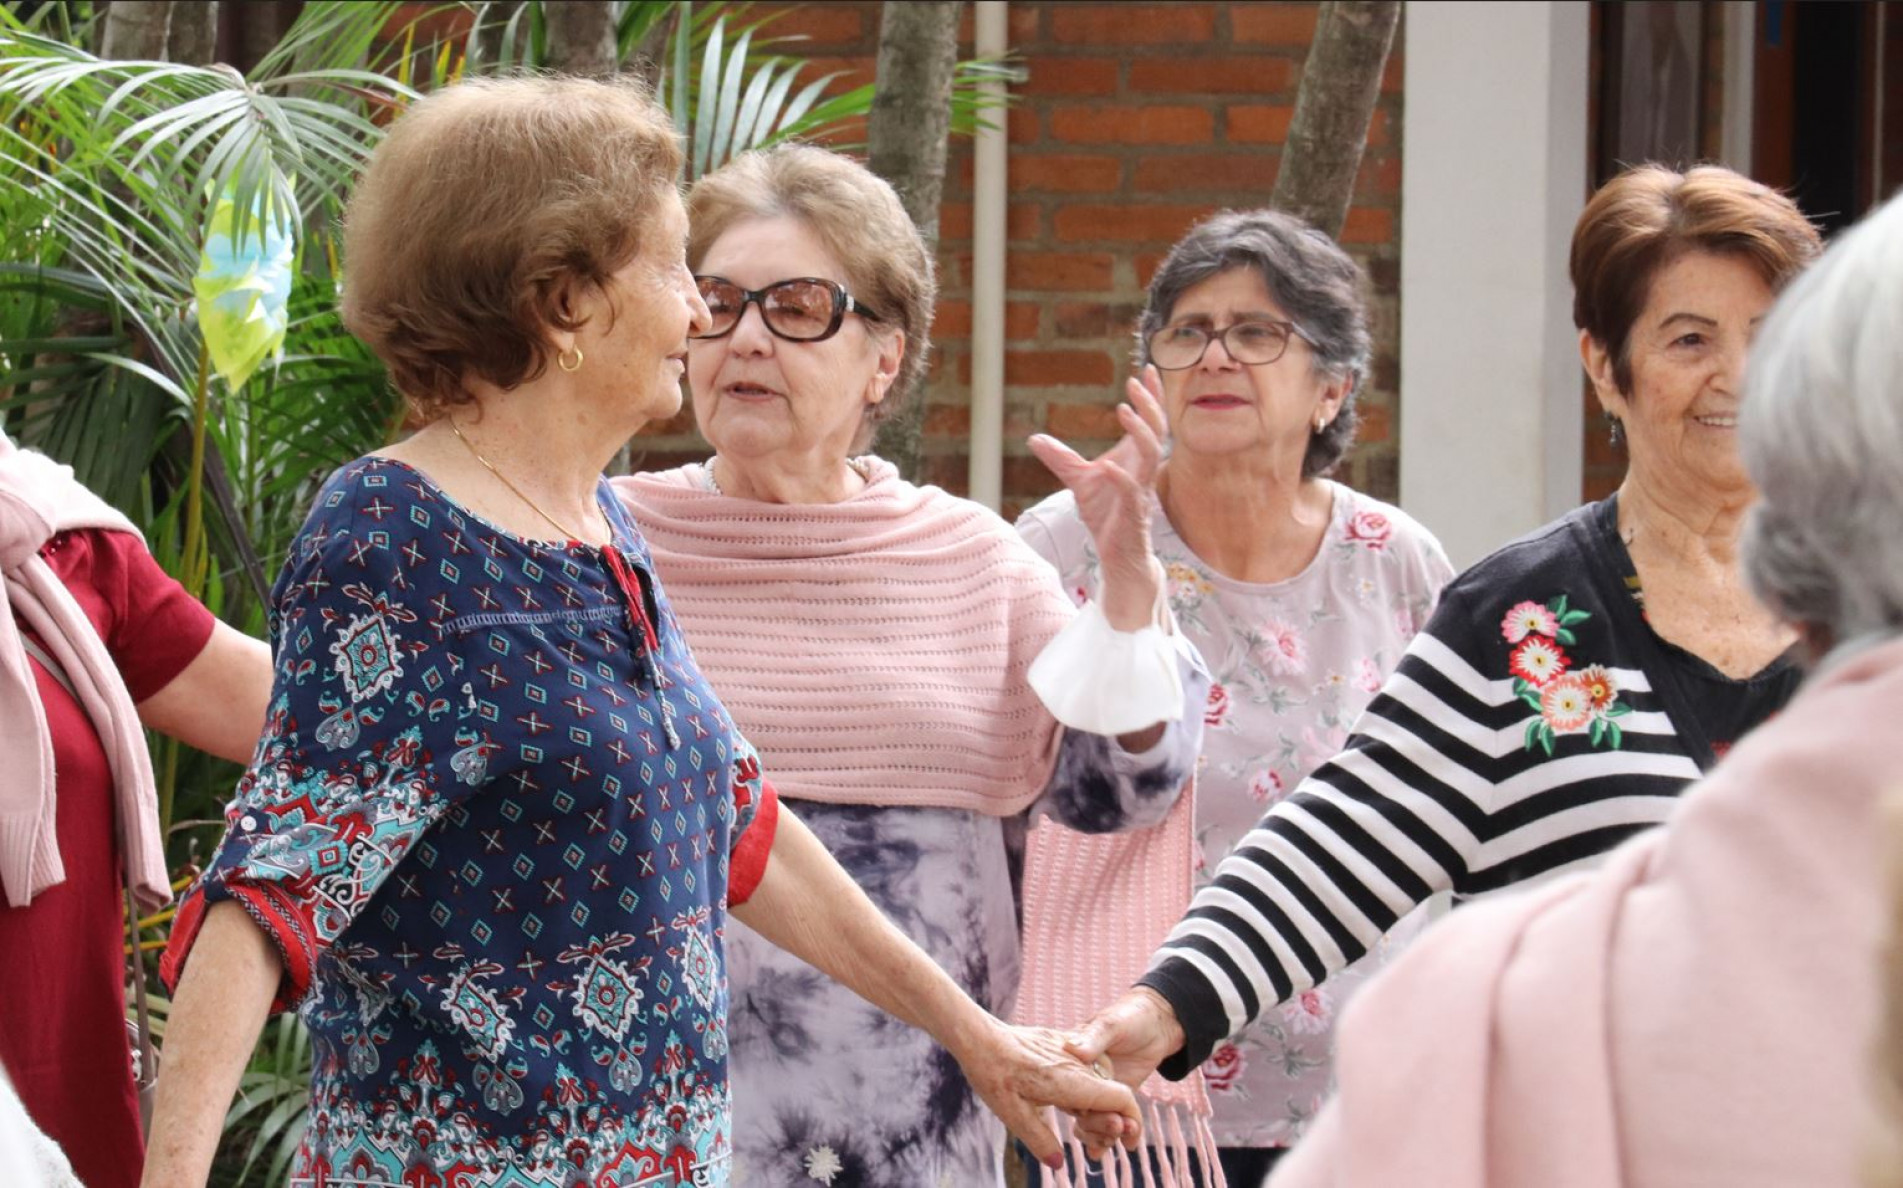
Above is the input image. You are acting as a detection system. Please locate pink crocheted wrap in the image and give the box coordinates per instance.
[1017,786,1224,1188]
[612,457,1069,815]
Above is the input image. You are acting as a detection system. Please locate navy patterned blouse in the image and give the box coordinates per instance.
[163,457,777,1187]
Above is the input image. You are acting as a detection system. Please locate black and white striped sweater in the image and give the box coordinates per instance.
[1141,497,1801,1076]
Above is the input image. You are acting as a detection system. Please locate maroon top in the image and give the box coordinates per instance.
[0,529,215,1188]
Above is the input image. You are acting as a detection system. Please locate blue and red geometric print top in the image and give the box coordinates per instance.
[163,456,778,1187]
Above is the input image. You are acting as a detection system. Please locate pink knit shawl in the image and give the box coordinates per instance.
[1017,791,1225,1188]
[0,433,171,911]
[611,458,1069,815]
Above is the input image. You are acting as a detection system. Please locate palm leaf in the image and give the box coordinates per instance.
[773,78,875,145]
[737,57,799,150]
[707,24,753,166]
[690,13,724,175]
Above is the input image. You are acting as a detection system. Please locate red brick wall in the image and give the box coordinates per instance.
[630,1,1406,522]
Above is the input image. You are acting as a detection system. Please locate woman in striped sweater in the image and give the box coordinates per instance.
[1069,165,1825,1124]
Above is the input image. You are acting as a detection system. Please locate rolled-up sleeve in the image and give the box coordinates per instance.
[726,754,779,906]
[160,485,496,1011]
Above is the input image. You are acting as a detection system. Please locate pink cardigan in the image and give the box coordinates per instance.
[0,434,171,911]
[1272,636,1903,1188]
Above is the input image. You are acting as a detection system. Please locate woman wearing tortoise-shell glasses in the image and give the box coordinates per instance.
[692,274,882,344]
[612,143,1211,1184]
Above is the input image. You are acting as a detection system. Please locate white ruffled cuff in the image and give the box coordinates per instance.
[1028,570,1185,736]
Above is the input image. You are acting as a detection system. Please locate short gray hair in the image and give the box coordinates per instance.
[1137,209,1371,478]
[1741,191,1903,646]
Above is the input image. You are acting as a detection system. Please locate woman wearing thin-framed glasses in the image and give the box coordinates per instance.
[1062,172,1828,1187]
[611,144,1207,1185]
[1015,210,1454,1185]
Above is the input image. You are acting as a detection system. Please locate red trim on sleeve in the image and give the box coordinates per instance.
[160,880,316,1014]
[726,779,779,907]
[158,886,208,995]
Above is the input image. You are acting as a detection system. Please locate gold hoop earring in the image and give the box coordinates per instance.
[558,345,584,373]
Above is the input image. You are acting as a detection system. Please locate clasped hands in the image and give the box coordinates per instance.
[968,987,1188,1169]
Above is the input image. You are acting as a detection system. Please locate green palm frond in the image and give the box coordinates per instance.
[949,57,1019,136]
[224,1012,312,1187]
[671,12,850,178]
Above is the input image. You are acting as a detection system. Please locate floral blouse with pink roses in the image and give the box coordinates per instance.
[1017,480,1453,1149]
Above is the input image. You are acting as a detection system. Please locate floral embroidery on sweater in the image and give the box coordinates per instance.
[1503,595,1633,754]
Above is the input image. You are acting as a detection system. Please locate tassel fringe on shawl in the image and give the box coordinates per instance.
[1018,781,1226,1188]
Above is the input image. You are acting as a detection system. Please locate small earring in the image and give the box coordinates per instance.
[558,345,585,373]
[1608,414,1624,448]
[1313,415,1328,433]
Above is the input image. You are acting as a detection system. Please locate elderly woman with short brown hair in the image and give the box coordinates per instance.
[1070,165,1828,1155]
[1268,185,1903,1188]
[613,143,1207,1185]
[138,78,1136,1188]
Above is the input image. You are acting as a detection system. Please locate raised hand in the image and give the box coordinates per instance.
[1028,367,1169,632]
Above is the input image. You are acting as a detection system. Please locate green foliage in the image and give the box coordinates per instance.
[221,1013,314,1188]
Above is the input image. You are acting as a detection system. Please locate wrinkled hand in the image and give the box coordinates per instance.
[1063,988,1188,1160]
[958,1020,1143,1170]
[1028,367,1168,631]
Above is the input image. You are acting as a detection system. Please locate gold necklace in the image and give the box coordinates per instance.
[449,420,593,544]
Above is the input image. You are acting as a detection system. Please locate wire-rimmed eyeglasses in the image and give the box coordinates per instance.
[1146,319,1310,370]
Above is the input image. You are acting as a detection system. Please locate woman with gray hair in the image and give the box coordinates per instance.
[1015,209,1454,1183]
[1063,166,1825,1184]
[1254,187,1903,1188]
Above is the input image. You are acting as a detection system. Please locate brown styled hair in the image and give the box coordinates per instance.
[685,144,936,442]
[1571,163,1820,394]
[340,76,683,423]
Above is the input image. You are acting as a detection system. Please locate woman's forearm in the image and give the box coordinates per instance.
[141,900,282,1187]
[1097,553,1164,634]
[730,807,1141,1162]
[731,807,992,1053]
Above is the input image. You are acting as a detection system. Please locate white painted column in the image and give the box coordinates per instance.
[1721,0,1757,175]
[1398,1,1591,569]
[967,1,1008,511]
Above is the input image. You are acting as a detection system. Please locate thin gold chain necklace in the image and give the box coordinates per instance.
[448,419,596,545]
